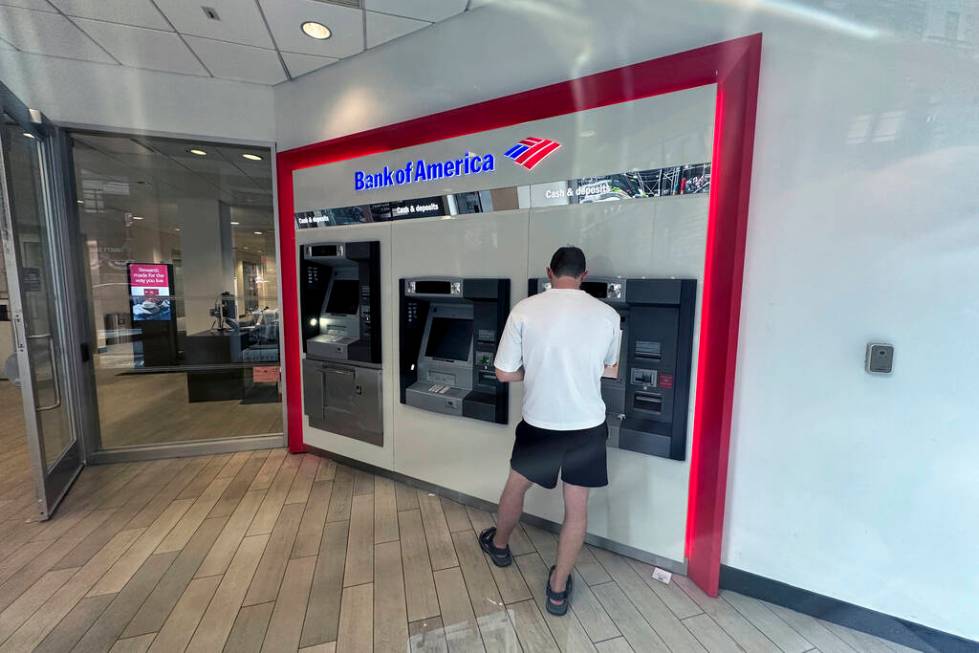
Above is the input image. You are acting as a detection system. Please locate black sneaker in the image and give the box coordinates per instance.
[477,527,513,567]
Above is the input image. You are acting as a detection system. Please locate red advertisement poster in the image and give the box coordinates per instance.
[253,366,280,383]
[129,264,169,293]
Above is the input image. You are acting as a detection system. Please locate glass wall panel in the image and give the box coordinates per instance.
[71,132,280,449]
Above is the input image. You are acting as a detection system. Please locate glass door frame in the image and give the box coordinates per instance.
[0,84,90,519]
[60,125,287,464]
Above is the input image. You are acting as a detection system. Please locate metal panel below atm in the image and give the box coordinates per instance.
[302,358,383,446]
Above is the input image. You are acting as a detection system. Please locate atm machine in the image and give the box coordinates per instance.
[529,277,696,460]
[399,277,510,424]
[300,241,383,445]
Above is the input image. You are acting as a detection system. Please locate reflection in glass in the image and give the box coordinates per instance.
[72,132,281,449]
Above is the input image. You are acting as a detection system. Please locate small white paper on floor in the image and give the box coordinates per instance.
[651,567,673,584]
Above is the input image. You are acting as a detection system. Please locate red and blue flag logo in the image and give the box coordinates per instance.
[503,137,561,170]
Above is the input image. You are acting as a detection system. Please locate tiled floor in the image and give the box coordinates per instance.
[0,381,920,652]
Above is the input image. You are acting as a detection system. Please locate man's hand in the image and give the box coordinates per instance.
[496,367,525,383]
[602,364,619,379]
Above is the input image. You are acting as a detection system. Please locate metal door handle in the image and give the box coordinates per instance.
[11,312,25,353]
[27,333,62,412]
[319,371,327,409]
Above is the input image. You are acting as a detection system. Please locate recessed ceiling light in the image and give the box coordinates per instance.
[23,132,35,139]
[242,153,263,161]
[76,200,84,205]
[254,231,263,235]
[175,227,181,232]
[189,148,207,156]
[302,21,331,40]
[132,216,144,220]
[230,221,240,225]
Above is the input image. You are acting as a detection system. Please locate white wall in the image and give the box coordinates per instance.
[0,51,274,142]
[275,0,979,641]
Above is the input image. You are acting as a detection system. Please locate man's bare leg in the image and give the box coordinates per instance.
[549,482,589,599]
[493,470,533,548]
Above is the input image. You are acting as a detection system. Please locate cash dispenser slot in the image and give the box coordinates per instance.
[529,276,696,460]
[300,240,384,446]
[401,277,510,424]
[633,391,663,414]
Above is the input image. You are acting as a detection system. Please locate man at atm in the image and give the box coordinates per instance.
[478,246,621,616]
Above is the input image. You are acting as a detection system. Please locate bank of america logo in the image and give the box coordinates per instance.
[503,137,561,170]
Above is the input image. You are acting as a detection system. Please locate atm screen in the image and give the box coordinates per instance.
[581,281,608,299]
[425,317,473,361]
[325,280,360,314]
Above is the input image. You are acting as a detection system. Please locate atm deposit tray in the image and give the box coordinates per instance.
[300,241,383,446]
[530,277,696,460]
[400,277,510,424]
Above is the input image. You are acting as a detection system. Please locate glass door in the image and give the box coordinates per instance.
[0,101,83,519]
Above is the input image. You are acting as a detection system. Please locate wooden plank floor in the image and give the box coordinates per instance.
[0,381,919,652]
[91,369,282,449]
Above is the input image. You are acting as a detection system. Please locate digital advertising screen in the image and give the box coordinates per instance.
[128,263,174,322]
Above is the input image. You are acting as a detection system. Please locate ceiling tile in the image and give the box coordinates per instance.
[0,0,55,11]
[365,0,465,22]
[366,11,428,48]
[258,0,364,58]
[0,6,115,62]
[281,51,336,77]
[215,145,272,178]
[47,0,171,30]
[185,36,286,84]
[73,133,157,155]
[154,0,274,48]
[74,18,208,75]
[216,144,270,160]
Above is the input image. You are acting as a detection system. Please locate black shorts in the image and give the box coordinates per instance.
[510,420,608,489]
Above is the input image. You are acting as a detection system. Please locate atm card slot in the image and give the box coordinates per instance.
[631,368,658,386]
[478,370,497,384]
[633,391,663,415]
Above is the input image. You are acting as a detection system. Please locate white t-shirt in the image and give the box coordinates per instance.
[494,288,622,431]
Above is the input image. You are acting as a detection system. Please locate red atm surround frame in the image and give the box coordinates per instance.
[276,34,762,596]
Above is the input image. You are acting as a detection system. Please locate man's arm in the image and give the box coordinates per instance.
[494,311,523,382]
[602,320,623,379]
[496,367,524,383]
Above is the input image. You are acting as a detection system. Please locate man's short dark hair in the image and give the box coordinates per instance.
[549,246,587,278]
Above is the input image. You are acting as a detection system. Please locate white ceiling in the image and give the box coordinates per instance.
[0,0,473,86]
[73,132,276,251]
